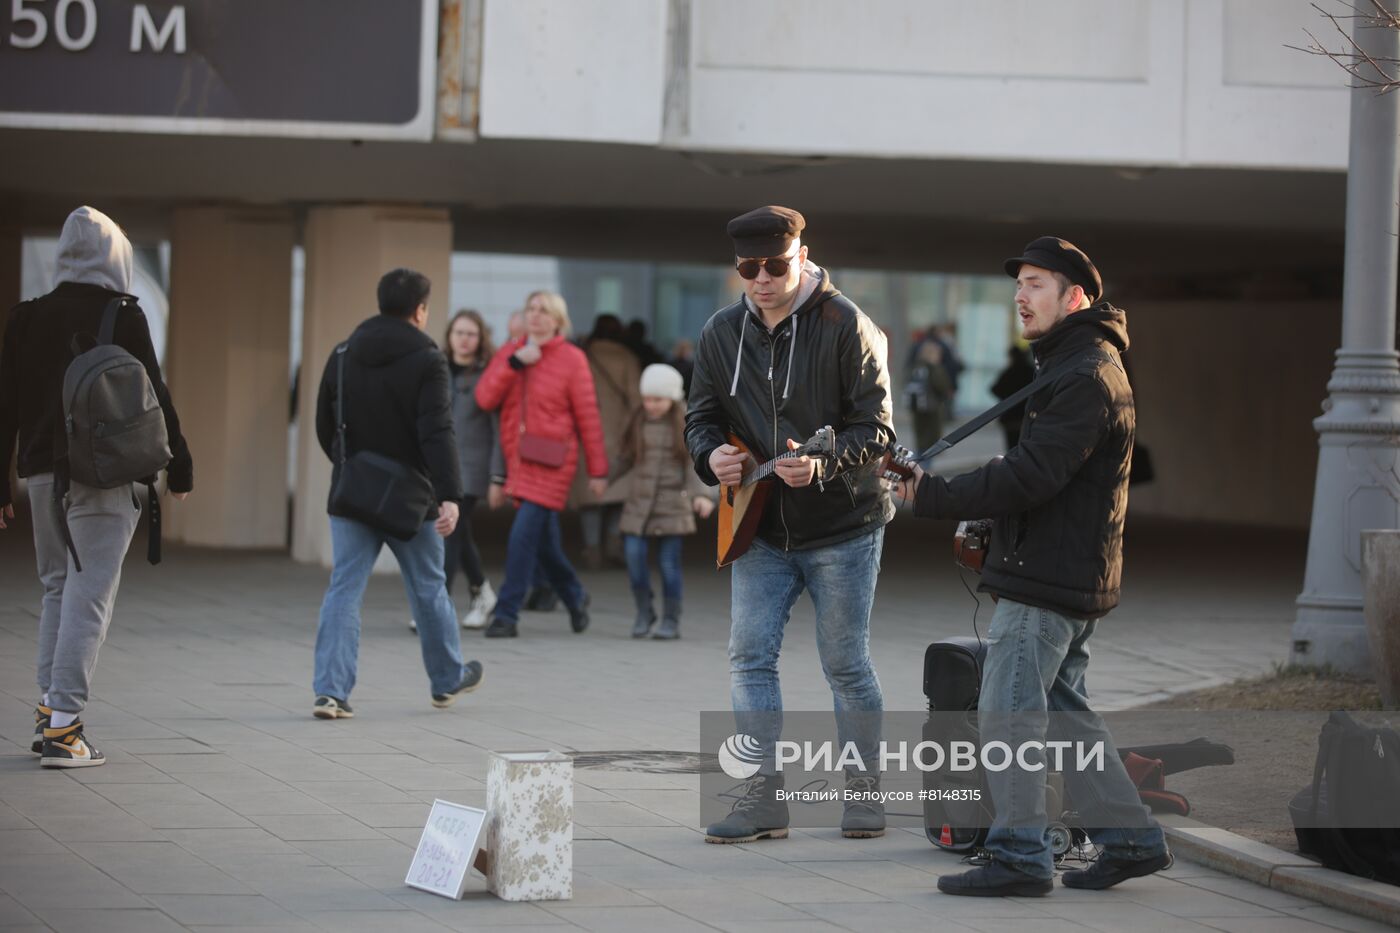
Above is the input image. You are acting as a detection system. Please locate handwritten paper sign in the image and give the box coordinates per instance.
[405,799,486,899]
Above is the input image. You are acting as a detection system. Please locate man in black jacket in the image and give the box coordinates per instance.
[686,206,896,843]
[311,269,483,720]
[902,237,1169,896]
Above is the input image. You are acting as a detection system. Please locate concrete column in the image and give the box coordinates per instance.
[292,205,452,566]
[166,207,294,548]
[1292,1,1400,674]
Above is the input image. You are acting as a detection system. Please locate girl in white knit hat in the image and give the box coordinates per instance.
[615,363,714,638]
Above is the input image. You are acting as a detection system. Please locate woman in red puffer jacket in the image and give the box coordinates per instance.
[475,290,608,638]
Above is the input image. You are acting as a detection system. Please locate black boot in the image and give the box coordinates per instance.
[524,585,559,612]
[704,773,789,843]
[652,597,681,640]
[631,589,656,638]
[568,592,591,633]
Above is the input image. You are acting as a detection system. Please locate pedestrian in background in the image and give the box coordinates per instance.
[0,206,194,767]
[573,313,639,569]
[312,268,483,719]
[904,335,953,451]
[440,310,502,628]
[991,342,1035,449]
[475,290,608,638]
[615,363,713,639]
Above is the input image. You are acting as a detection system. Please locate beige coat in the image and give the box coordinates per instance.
[619,418,711,537]
[571,338,641,507]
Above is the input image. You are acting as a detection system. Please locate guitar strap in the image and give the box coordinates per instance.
[915,347,1116,466]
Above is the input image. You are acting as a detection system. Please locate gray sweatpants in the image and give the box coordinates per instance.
[27,473,140,715]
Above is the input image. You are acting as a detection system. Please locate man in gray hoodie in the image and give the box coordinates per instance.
[0,206,194,768]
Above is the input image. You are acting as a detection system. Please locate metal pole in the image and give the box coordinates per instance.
[1292,0,1400,673]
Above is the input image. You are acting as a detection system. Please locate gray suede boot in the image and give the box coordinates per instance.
[652,597,681,640]
[631,589,656,638]
[841,771,886,838]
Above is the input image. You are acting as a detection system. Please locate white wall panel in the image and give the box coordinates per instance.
[479,0,668,144]
[697,0,1151,82]
[1185,0,1348,168]
[678,0,1184,165]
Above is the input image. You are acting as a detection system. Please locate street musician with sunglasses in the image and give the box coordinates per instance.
[684,206,897,844]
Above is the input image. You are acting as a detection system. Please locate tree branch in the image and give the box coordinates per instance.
[1287,0,1400,92]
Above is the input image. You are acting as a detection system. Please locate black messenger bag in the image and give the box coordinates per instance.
[327,344,436,541]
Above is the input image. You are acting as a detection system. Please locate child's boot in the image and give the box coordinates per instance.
[631,589,656,638]
[653,598,681,640]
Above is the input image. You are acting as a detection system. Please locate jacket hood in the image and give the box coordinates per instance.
[1033,302,1129,364]
[347,314,439,367]
[55,206,132,292]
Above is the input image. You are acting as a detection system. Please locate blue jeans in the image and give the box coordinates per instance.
[980,598,1167,879]
[729,527,885,770]
[624,534,682,601]
[314,517,468,700]
[493,501,585,624]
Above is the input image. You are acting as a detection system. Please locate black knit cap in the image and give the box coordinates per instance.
[1004,236,1102,304]
[727,205,806,258]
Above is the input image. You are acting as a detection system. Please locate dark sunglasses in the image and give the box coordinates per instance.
[735,253,797,280]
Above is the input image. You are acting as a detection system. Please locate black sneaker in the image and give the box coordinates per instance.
[937,861,1053,897]
[484,617,518,638]
[312,695,354,719]
[32,705,51,755]
[568,593,591,634]
[704,774,790,843]
[431,661,485,708]
[40,721,105,769]
[1061,848,1173,890]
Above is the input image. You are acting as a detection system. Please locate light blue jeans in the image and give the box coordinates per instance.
[314,516,468,700]
[729,527,885,770]
[980,598,1167,879]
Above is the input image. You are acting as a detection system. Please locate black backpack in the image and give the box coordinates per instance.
[54,298,171,571]
[1291,711,1400,885]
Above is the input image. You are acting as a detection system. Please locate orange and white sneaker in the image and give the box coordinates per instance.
[32,705,52,755]
[40,721,106,768]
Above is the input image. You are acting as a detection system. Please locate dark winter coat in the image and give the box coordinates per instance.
[913,305,1135,619]
[0,282,193,506]
[448,359,504,499]
[685,263,896,551]
[315,315,463,516]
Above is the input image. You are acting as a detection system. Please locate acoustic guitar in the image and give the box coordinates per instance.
[716,426,836,567]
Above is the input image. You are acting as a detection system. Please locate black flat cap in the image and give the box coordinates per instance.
[1004,236,1102,304]
[727,205,805,257]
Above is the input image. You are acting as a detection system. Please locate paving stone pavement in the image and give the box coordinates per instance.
[2,500,1388,933]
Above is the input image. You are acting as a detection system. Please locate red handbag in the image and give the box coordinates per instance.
[517,363,568,468]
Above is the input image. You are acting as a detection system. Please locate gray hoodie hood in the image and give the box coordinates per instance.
[55,206,132,292]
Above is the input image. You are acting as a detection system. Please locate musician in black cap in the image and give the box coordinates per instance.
[899,236,1170,897]
[686,206,896,844]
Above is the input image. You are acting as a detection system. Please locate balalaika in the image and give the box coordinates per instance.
[717,432,923,567]
[716,426,836,567]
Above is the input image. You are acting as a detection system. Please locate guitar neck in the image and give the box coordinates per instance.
[743,449,805,487]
